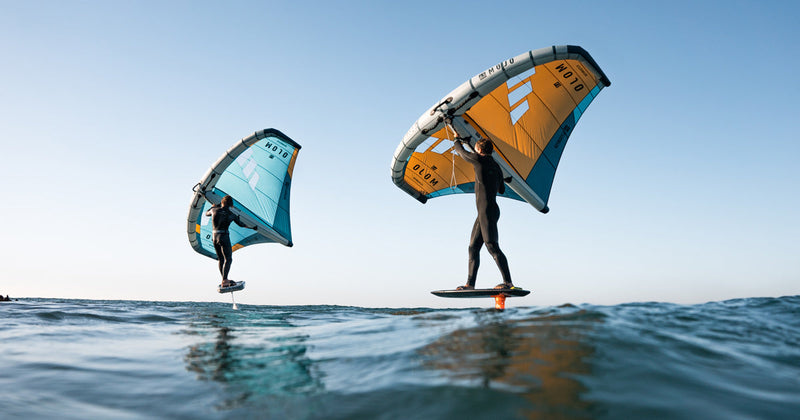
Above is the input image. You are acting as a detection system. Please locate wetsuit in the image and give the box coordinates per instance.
[205,205,250,281]
[453,140,512,287]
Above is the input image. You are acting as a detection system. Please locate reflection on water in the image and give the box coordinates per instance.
[178,305,605,417]
[181,308,322,410]
[419,307,602,419]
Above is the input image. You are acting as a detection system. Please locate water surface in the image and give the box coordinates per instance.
[2,296,798,419]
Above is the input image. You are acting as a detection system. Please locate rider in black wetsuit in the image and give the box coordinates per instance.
[452,136,514,290]
[205,195,255,288]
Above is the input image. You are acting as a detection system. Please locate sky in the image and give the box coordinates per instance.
[2,0,798,308]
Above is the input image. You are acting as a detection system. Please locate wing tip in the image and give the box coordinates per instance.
[565,45,611,87]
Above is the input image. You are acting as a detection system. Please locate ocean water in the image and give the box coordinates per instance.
[1,297,799,419]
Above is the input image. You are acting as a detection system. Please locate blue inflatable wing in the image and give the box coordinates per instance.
[187,129,301,259]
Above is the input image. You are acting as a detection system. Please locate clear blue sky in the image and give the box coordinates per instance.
[2,0,798,308]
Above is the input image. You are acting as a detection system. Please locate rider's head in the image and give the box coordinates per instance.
[221,195,233,207]
[475,139,493,156]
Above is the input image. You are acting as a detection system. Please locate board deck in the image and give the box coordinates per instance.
[218,281,245,294]
[431,287,530,298]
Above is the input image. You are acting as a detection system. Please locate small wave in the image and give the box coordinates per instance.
[33,311,130,323]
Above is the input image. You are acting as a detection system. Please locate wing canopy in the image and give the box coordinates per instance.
[391,45,610,212]
[187,129,301,259]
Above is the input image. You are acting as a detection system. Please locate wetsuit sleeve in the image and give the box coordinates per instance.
[453,140,479,163]
[497,170,506,195]
[232,214,250,229]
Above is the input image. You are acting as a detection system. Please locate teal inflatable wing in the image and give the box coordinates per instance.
[187,129,301,259]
